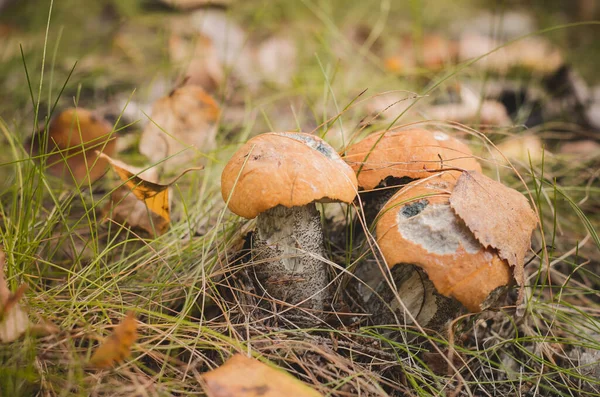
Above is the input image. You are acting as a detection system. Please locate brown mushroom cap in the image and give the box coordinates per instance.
[376,173,511,312]
[221,132,358,219]
[42,108,115,185]
[344,128,482,190]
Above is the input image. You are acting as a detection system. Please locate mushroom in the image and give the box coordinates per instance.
[30,108,116,186]
[367,173,512,330]
[221,132,358,317]
[344,128,482,224]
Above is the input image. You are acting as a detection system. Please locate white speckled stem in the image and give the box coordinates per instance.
[252,204,329,318]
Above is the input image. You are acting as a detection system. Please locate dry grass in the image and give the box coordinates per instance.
[0,0,599,396]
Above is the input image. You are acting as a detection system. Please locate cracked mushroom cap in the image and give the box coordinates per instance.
[344,128,482,190]
[221,132,358,219]
[376,173,511,312]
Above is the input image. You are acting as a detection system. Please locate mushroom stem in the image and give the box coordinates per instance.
[364,264,464,331]
[252,204,329,316]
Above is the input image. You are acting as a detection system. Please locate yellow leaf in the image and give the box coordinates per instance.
[88,311,138,369]
[201,354,323,397]
[99,152,203,236]
[105,187,169,237]
[99,153,170,223]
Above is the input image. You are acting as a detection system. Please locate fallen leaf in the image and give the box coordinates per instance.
[103,155,170,221]
[559,140,600,157]
[160,0,231,10]
[190,9,257,88]
[201,354,323,397]
[105,187,170,237]
[256,35,297,87]
[419,34,458,69]
[453,10,535,40]
[100,154,170,235]
[30,108,116,185]
[385,34,457,72]
[28,319,60,338]
[424,85,510,126]
[497,135,545,163]
[449,171,537,287]
[100,153,203,236]
[0,301,29,343]
[169,32,224,91]
[88,311,138,369]
[458,34,563,74]
[139,84,220,171]
[0,248,29,343]
[0,283,27,318]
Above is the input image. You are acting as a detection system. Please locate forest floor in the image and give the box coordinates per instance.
[0,0,599,396]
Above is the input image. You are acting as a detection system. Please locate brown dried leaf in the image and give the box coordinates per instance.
[88,312,138,369]
[201,354,323,397]
[0,302,28,343]
[458,34,563,74]
[169,32,224,91]
[99,155,170,236]
[139,85,219,171]
[161,0,231,10]
[104,187,170,237]
[101,154,170,223]
[28,319,60,338]
[449,171,537,286]
[0,248,29,343]
[100,153,203,237]
[497,135,545,164]
[29,108,116,186]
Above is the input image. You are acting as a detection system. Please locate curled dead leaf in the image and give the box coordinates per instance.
[88,311,138,369]
[105,187,170,237]
[100,154,170,236]
[201,354,323,397]
[449,171,537,287]
[100,153,203,236]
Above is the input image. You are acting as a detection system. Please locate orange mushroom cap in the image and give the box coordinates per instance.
[376,173,511,312]
[344,128,482,190]
[221,132,358,219]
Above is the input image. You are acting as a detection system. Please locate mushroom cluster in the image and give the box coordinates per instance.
[221,127,537,330]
